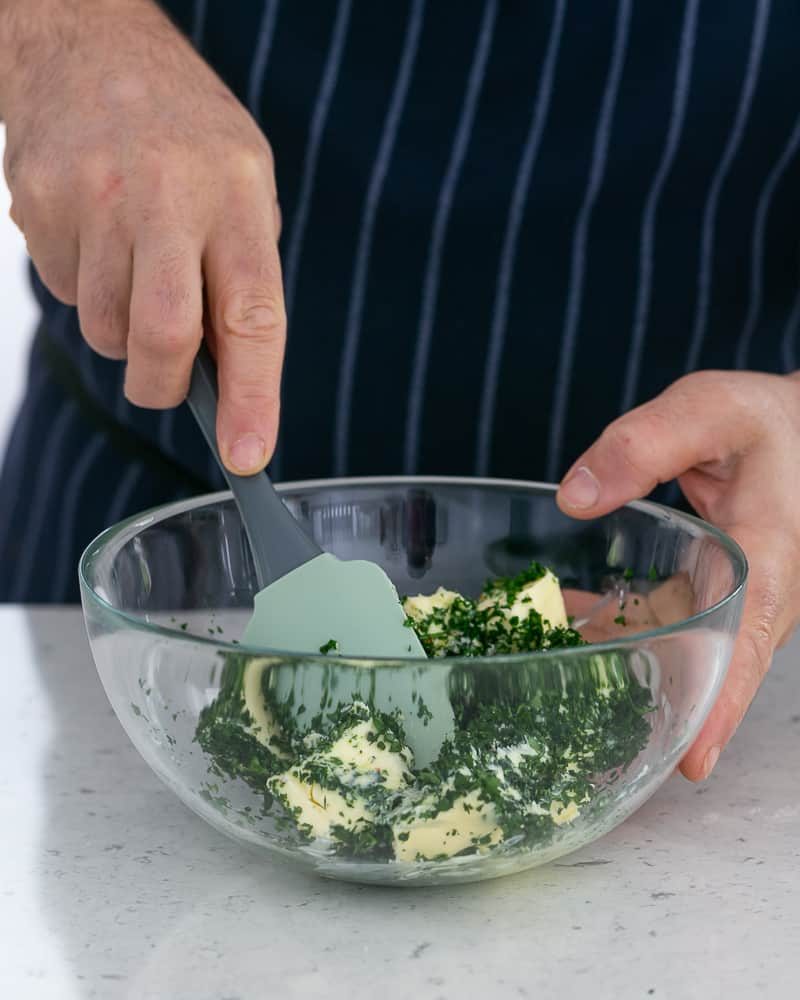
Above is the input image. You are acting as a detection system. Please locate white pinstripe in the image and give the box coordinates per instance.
[283,0,352,319]
[105,460,146,526]
[474,0,567,476]
[403,0,498,474]
[12,401,79,601]
[781,283,800,373]
[621,0,699,414]
[736,111,800,369]
[51,432,108,601]
[247,0,281,123]
[333,0,426,476]
[546,0,633,481]
[191,0,208,49]
[684,0,771,374]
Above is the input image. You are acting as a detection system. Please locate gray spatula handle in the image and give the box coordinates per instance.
[186,342,321,589]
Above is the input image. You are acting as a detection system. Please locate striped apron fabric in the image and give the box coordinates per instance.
[1,0,799,602]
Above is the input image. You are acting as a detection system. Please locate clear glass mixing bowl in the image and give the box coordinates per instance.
[80,477,746,886]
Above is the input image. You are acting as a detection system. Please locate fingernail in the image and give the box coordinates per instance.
[702,745,721,779]
[559,466,600,510]
[228,434,267,474]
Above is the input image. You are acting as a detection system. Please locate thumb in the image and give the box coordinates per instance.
[555,373,761,518]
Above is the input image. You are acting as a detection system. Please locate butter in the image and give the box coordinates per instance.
[403,587,461,620]
[323,719,412,791]
[549,799,580,826]
[393,789,503,862]
[479,569,568,631]
[268,707,413,842]
[242,660,289,757]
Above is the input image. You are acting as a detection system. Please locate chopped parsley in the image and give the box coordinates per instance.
[404,565,584,659]
[319,638,339,655]
[194,561,654,866]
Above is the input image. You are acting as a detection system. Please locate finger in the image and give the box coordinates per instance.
[679,571,773,781]
[556,372,763,518]
[7,163,80,304]
[204,211,285,476]
[77,220,132,360]
[19,216,80,305]
[680,526,798,781]
[125,230,203,407]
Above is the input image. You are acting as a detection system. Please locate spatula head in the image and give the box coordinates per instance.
[242,552,426,659]
[241,554,454,765]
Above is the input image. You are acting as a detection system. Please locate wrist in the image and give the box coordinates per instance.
[0,0,163,120]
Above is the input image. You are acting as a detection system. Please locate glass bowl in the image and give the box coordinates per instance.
[79,477,746,886]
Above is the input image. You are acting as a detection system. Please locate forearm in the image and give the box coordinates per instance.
[0,0,164,120]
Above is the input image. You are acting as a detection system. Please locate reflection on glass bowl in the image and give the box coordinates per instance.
[80,477,746,886]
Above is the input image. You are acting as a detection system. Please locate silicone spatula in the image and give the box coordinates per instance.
[186,343,427,661]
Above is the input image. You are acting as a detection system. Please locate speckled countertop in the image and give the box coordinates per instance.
[1,607,798,1000]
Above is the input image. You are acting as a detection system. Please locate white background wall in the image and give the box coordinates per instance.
[0,126,38,457]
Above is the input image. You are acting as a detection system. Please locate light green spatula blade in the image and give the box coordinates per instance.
[241,554,454,766]
[242,552,424,658]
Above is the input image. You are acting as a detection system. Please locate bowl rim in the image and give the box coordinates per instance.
[78,475,748,665]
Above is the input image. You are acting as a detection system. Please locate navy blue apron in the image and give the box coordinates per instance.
[2,0,798,601]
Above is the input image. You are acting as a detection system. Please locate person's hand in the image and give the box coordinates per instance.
[0,0,284,474]
[556,370,800,780]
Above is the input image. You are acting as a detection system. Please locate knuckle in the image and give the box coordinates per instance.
[741,624,773,684]
[232,382,281,411]
[125,381,185,410]
[79,292,126,359]
[670,370,732,419]
[14,161,54,208]
[752,580,782,634]
[4,140,34,191]
[129,322,195,359]
[675,369,762,430]
[221,288,286,342]
[80,316,126,358]
[124,364,189,408]
[743,574,782,682]
[80,149,124,203]
[230,144,273,185]
[600,412,668,484]
[8,199,23,231]
[135,146,199,209]
[3,141,21,185]
[672,369,716,394]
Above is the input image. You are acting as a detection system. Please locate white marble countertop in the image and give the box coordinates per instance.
[1,607,798,1000]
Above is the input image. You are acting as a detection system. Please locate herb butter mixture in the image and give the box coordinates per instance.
[196,562,652,864]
